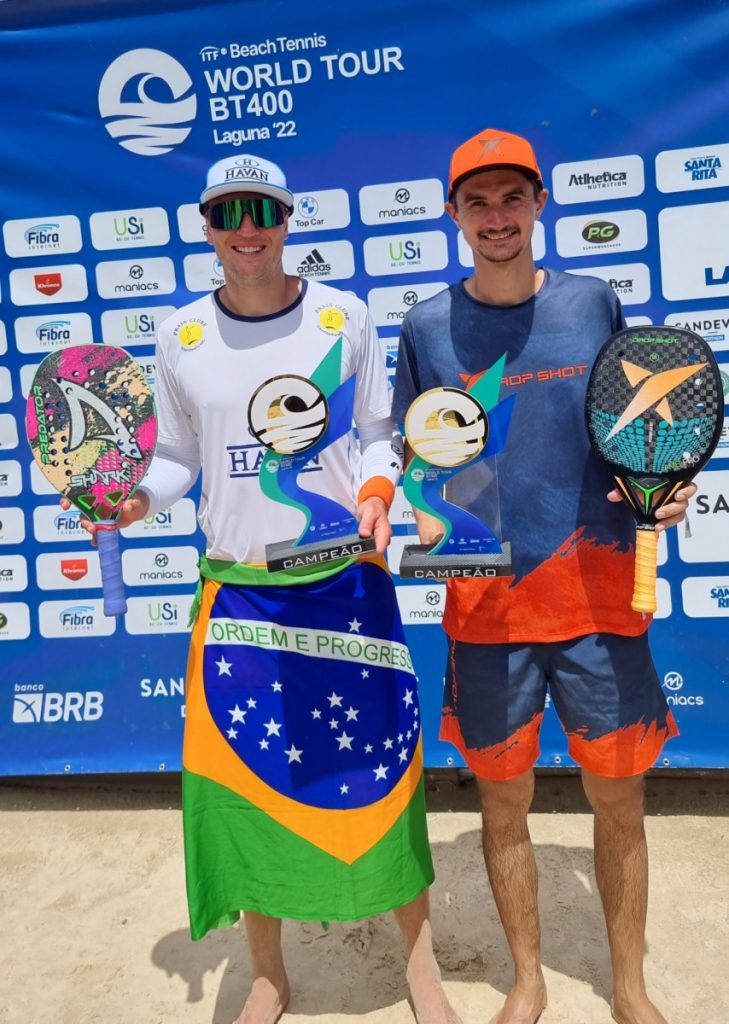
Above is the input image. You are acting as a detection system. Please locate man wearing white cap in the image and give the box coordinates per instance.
[80,153,460,1024]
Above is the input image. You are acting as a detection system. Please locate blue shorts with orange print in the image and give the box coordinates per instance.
[441,632,678,781]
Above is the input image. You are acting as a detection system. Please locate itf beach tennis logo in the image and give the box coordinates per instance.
[98,48,197,156]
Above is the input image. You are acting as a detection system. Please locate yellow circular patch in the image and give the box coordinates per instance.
[318,307,346,334]
[179,323,204,348]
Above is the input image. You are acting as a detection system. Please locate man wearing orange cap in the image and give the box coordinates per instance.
[393,128,694,1024]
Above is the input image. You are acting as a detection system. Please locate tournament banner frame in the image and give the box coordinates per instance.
[0,0,728,774]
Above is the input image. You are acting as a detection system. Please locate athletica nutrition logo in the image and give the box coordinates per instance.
[656,143,729,194]
[98,48,197,156]
[12,683,104,723]
[552,155,645,205]
[283,240,355,280]
[0,461,21,498]
[568,263,651,305]
[0,556,28,593]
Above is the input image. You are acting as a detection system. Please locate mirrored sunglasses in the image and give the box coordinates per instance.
[206,197,287,230]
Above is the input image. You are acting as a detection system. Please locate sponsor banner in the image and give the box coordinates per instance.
[131,355,157,390]
[395,583,445,625]
[677,470,729,563]
[681,576,729,617]
[33,506,87,543]
[655,143,729,194]
[124,594,195,634]
[359,179,444,225]
[664,308,729,351]
[35,551,102,590]
[183,251,226,291]
[0,368,11,404]
[100,305,176,347]
[19,364,41,399]
[458,222,546,266]
[0,461,22,498]
[551,154,645,204]
[554,209,648,258]
[121,545,200,586]
[0,603,31,641]
[385,534,409,576]
[11,684,105,724]
[0,508,25,545]
[567,262,651,305]
[283,239,355,280]
[367,281,447,327]
[3,215,82,258]
[715,417,729,460]
[38,598,117,638]
[390,486,417,527]
[625,316,652,327]
[8,264,88,305]
[363,230,448,276]
[378,335,399,384]
[0,322,6,356]
[13,312,94,354]
[0,555,28,592]
[30,462,58,496]
[122,499,199,538]
[0,415,20,452]
[177,203,208,244]
[89,207,170,249]
[654,577,672,620]
[289,189,351,233]
[658,201,729,301]
[95,256,177,299]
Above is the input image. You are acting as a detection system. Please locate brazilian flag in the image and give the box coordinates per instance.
[182,560,433,939]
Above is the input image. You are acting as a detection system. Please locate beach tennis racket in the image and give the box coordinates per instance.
[26,344,157,617]
[585,325,723,614]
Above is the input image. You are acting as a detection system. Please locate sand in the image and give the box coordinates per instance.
[0,771,726,1024]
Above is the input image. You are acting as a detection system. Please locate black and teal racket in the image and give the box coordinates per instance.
[585,325,723,613]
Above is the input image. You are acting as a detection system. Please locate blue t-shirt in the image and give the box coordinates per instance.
[392,269,649,643]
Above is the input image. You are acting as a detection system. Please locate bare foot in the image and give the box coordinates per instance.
[487,978,547,1024]
[406,957,463,1024]
[611,993,669,1024]
[234,974,290,1024]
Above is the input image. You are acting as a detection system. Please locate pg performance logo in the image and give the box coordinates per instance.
[99,48,197,156]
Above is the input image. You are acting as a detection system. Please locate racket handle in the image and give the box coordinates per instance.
[631,526,658,614]
[97,524,127,617]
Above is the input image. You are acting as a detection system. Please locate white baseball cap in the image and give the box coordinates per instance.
[199,154,294,209]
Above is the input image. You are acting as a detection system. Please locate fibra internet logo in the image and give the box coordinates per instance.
[24,223,61,249]
[36,320,71,345]
[98,48,197,156]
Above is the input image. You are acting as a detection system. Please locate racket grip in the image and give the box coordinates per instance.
[631,526,658,614]
[97,524,127,617]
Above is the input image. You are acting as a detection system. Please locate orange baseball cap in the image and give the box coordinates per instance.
[448,128,543,198]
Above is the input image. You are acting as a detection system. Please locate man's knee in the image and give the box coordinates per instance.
[581,768,645,826]
[476,769,535,827]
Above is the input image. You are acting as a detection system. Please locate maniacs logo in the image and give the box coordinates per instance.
[98,48,197,156]
[662,671,704,707]
[12,683,104,723]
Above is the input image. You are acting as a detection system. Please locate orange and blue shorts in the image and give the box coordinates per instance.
[441,632,678,780]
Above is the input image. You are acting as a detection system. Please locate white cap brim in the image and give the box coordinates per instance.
[200,181,294,208]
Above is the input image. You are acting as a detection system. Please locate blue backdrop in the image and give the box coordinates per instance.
[1,0,728,774]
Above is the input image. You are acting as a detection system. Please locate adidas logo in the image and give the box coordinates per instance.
[297,249,331,276]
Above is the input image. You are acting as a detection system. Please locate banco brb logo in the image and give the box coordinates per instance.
[99,48,197,156]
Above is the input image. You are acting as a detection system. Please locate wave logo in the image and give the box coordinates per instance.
[99,48,197,156]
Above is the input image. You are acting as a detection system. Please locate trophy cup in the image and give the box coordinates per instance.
[249,338,376,572]
[399,354,515,579]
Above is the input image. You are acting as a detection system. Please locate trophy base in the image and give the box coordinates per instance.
[266,532,377,573]
[398,542,513,580]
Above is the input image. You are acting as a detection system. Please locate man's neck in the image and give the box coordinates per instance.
[219,274,301,318]
[465,260,544,307]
